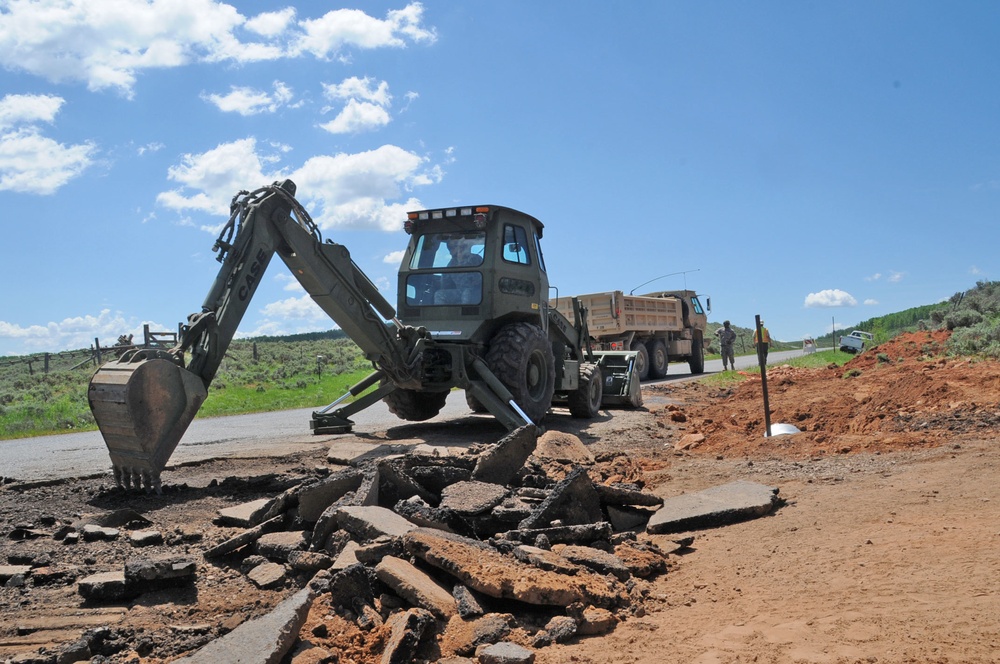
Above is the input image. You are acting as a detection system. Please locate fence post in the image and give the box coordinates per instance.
[94,338,102,364]
[44,353,50,374]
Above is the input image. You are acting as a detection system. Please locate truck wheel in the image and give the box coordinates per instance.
[647,339,668,379]
[630,341,650,381]
[486,322,556,424]
[568,363,603,418]
[384,388,449,422]
[688,332,705,374]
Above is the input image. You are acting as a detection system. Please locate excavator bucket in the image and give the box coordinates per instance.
[88,353,207,491]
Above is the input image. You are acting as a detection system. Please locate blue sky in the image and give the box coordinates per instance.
[1,1,998,357]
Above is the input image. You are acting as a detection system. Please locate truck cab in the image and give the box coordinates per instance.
[397,205,549,344]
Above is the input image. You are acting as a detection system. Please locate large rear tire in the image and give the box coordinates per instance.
[688,332,705,374]
[568,363,603,418]
[630,341,650,381]
[647,339,668,379]
[485,322,556,424]
[384,388,449,422]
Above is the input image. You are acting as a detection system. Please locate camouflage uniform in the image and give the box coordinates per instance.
[717,323,737,370]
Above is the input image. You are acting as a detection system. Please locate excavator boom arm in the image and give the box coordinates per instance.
[88,180,422,490]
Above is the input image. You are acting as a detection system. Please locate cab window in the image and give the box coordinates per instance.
[502,225,531,265]
[691,297,704,315]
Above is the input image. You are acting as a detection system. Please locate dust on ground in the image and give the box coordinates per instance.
[3,330,1000,663]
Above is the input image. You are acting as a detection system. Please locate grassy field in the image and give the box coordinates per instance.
[0,336,369,440]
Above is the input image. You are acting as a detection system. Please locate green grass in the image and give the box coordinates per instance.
[698,349,849,387]
[0,336,369,440]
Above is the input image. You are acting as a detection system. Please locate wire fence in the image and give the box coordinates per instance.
[0,324,180,375]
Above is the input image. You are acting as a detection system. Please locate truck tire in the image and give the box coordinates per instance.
[384,388,449,422]
[568,363,603,418]
[630,341,650,381]
[647,339,668,379]
[485,322,556,424]
[688,331,705,374]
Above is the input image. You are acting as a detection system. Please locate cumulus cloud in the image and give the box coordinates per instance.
[156,138,437,232]
[804,289,858,308]
[0,309,166,355]
[0,93,95,194]
[0,1,436,97]
[887,271,904,283]
[292,4,436,59]
[864,298,879,305]
[383,249,406,264]
[260,294,327,322]
[320,77,393,134]
[203,81,295,115]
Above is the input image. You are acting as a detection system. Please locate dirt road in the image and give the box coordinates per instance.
[2,330,999,663]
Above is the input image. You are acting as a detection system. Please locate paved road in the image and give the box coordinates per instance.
[0,348,813,483]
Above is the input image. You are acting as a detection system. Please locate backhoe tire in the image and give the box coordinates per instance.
[647,339,668,379]
[688,332,705,374]
[465,392,488,413]
[630,341,650,381]
[384,388,449,422]
[485,322,556,425]
[568,363,603,419]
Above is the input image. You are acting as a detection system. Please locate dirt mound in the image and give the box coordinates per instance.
[649,330,1000,459]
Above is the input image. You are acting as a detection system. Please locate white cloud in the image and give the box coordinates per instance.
[864,298,879,305]
[0,1,435,97]
[324,76,391,106]
[203,81,295,116]
[157,137,273,215]
[804,289,858,308]
[0,309,168,355]
[137,141,164,156]
[292,3,436,59]
[320,77,393,134]
[0,93,63,127]
[0,93,95,194]
[383,250,406,264]
[260,294,327,322]
[156,139,436,232]
[865,272,882,282]
[275,273,305,292]
[888,271,904,283]
[0,128,96,195]
[320,99,391,134]
[245,8,296,38]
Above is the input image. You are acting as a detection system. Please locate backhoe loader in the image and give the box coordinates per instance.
[88,181,641,490]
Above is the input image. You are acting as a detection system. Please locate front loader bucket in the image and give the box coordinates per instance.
[88,356,208,491]
[595,351,643,408]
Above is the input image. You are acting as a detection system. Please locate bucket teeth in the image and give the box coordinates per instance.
[112,465,162,493]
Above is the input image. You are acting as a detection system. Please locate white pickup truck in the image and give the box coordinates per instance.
[839,330,873,354]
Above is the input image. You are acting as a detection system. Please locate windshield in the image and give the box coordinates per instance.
[410,232,486,270]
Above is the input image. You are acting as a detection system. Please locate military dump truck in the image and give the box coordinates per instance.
[88,181,641,490]
[553,290,709,380]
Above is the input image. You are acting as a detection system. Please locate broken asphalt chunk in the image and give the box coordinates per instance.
[173,586,314,664]
[471,425,538,486]
[375,555,457,619]
[518,468,603,530]
[403,528,626,608]
[646,480,783,534]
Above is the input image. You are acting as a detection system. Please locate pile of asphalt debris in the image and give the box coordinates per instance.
[4,424,780,663]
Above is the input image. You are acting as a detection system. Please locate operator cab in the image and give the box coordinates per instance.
[398,205,548,342]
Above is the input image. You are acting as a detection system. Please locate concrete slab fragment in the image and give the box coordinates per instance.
[440,481,509,516]
[471,425,538,486]
[296,468,363,522]
[174,587,314,663]
[375,555,457,619]
[646,480,781,534]
[518,468,602,530]
[335,505,417,541]
[217,498,273,528]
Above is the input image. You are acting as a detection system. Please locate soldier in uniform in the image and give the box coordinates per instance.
[716,320,737,371]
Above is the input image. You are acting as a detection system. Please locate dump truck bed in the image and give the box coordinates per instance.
[553,290,685,335]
